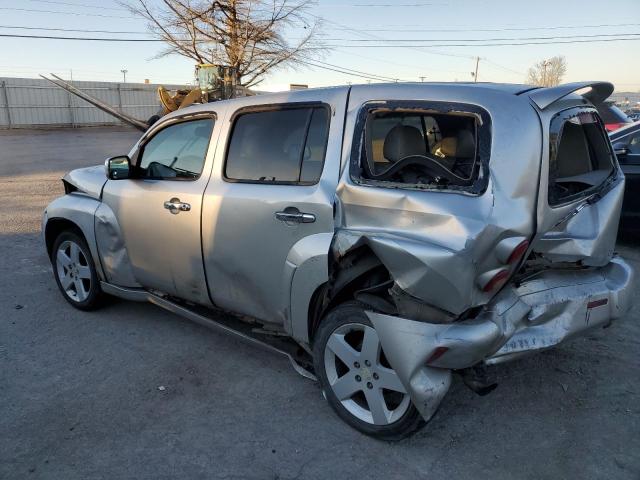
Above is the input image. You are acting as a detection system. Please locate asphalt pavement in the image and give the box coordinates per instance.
[1,126,639,479]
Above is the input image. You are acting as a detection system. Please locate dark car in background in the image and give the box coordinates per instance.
[595,101,633,132]
[628,112,640,122]
[610,121,640,229]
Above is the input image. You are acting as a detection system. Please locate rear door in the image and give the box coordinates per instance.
[532,106,624,266]
[201,89,348,325]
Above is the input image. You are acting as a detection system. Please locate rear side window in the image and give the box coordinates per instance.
[548,108,616,205]
[350,100,491,193]
[225,106,329,184]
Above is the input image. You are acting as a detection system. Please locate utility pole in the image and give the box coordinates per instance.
[472,56,480,82]
[121,69,128,83]
[541,60,550,87]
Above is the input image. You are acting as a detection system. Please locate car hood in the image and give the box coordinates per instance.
[63,165,108,200]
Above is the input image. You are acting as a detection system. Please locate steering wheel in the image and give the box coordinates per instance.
[370,154,466,184]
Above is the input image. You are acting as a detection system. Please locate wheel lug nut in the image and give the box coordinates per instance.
[365,360,371,367]
[355,375,361,382]
[354,362,360,368]
[366,382,373,389]
[373,373,379,380]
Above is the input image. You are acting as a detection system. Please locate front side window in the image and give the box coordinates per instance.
[350,101,490,193]
[138,117,214,180]
[224,106,330,184]
[548,108,616,205]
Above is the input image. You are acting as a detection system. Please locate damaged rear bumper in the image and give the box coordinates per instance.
[367,256,634,421]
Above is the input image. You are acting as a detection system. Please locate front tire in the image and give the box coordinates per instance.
[51,231,103,310]
[313,302,424,440]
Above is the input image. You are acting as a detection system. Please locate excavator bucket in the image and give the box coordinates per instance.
[40,74,149,131]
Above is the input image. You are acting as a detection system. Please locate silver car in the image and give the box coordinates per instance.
[43,81,634,439]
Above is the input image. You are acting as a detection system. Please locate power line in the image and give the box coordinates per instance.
[302,58,404,82]
[0,32,402,83]
[326,22,640,33]
[0,33,162,41]
[320,33,640,42]
[0,25,152,34]
[482,59,526,76]
[27,0,128,11]
[0,6,132,19]
[300,59,399,82]
[311,13,473,60]
[337,2,447,6]
[324,37,640,47]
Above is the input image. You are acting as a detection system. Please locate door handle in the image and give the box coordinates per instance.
[275,207,316,224]
[164,197,191,214]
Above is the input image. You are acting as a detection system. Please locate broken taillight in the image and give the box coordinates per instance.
[425,346,449,365]
[481,269,510,292]
[507,239,529,265]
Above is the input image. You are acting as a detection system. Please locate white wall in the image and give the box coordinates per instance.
[0,77,188,128]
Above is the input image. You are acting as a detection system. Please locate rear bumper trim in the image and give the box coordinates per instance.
[367,255,634,421]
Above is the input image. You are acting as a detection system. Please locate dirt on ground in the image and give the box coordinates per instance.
[1,127,639,479]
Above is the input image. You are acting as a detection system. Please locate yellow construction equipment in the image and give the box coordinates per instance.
[41,64,251,131]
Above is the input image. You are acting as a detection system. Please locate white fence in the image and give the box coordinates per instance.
[0,77,189,128]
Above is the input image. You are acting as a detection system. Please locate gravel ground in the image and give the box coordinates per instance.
[1,126,639,480]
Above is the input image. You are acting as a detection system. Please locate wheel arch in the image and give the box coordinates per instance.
[45,217,85,257]
[307,244,392,345]
[43,194,106,281]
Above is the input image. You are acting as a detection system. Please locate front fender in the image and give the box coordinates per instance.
[94,202,140,287]
[43,193,106,280]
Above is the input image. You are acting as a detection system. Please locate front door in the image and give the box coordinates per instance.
[101,114,217,305]
[202,92,347,325]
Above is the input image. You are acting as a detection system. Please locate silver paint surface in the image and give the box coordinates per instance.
[42,82,634,424]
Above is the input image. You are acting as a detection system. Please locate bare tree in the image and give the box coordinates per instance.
[122,0,323,87]
[526,56,567,87]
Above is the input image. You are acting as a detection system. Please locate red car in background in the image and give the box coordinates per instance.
[595,101,633,132]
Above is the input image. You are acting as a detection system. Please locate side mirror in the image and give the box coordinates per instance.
[105,155,131,180]
[613,142,628,156]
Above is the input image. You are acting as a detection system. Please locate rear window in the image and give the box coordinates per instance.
[350,101,491,193]
[548,108,616,206]
[224,106,329,184]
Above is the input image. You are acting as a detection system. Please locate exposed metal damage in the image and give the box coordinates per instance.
[42,81,635,438]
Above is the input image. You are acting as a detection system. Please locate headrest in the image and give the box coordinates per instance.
[383,124,426,163]
[432,130,476,158]
[456,130,475,158]
[434,137,458,157]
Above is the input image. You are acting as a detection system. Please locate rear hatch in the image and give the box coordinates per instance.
[529,88,624,268]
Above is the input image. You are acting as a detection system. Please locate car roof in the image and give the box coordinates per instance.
[257,81,537,99]
[171,82,539,118]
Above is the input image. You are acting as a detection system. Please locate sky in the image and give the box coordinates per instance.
[0,0,638,92]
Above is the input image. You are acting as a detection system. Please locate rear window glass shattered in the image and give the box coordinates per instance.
[548,108,616,205]
[351,102,490,193]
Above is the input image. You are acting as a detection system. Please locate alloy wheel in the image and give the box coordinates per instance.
[55,240,92,302]
[323,323,410,425]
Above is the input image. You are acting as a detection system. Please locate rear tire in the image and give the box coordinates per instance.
[51,231,103,311]
[313,302,425,440]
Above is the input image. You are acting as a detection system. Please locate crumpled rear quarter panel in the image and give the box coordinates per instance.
[336,85,543,315]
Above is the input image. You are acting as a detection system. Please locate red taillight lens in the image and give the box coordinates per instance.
[426,346,449,365]
[482,269,509,292]
[507,239,529,265]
